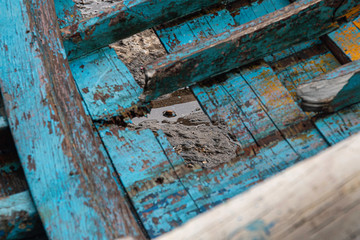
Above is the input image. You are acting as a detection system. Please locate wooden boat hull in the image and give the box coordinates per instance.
[1,0,360,239]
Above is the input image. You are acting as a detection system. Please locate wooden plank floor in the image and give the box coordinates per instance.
[156,127,360,240]
[65,0,360,238]
[2,0,360,239]
[151,1,360,236]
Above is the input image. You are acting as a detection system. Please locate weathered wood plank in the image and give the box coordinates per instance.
[297,60,360,112]
[265,40,341,108]
[156,0,328,159]
[310,17,360,145]
[155,131,360,240]
[69,47,143,120]
[155,130,225,211]
[0,98,42,239]
[0,0,145,239]
[54,0,81,28]
[156,129,301,211]
[61,0,238,60]
[236,62,328,158]
[143,0,360,102]
[155,8,236,53]
[97,126,200,238]
[153,0,328,212]
[0,191,43,240]
[328,19,360,61]
[264,33,360,146]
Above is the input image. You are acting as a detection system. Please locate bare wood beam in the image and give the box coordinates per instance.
[142,0,360,102]
[61,0,237,60]
[155,129,360,240]
[0,0,146,239]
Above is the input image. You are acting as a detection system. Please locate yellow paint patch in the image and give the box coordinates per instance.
[332,22,360,61]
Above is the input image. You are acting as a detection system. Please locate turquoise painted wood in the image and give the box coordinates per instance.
[148,0,337,221]
[96,126,200,238]
[264,39,341,102]
[0,0,145,239]
[61,0,238,60]
[297,60,360,112]
[313,21,360,145]
[235,63,329,158]
[0,191,43,240]
[0,98,42,239]
[156,130,301,210]
[328,18,360,61]
[264,25,360,146]
[155,130,225,211]
[69,47,143,120]
[54,0,81,28]
[143,0,360,102]
[156,8,236,53]
[156,0,328,158]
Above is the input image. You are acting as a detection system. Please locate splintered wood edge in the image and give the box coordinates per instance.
[297,60,360,104]
[155,131,360,240]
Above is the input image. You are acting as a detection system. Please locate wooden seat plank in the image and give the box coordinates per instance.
[97,127,200,238]
[69,47,143,120]
[156,8,235,54]
[61,0,238,60]
[143,0,360,102]
[0,0,145,239]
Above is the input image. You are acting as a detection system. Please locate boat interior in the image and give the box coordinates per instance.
[1,0,360,239]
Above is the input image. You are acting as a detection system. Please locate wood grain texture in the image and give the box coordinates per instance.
[328,18,360,61]
[155,1,329,159]
[54,0,81,28]
[0,0,145,239]
[0,191,43,240]
[61,0,238,60]
[0,99,41,239]
[264,31,360,146]
[155,130,300,210]
[156,131,360,240]
[152,0,330,221]
[143,0,360,102]
[297,60,360,112]
[97,126,200,238]
[69,47,143,120]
